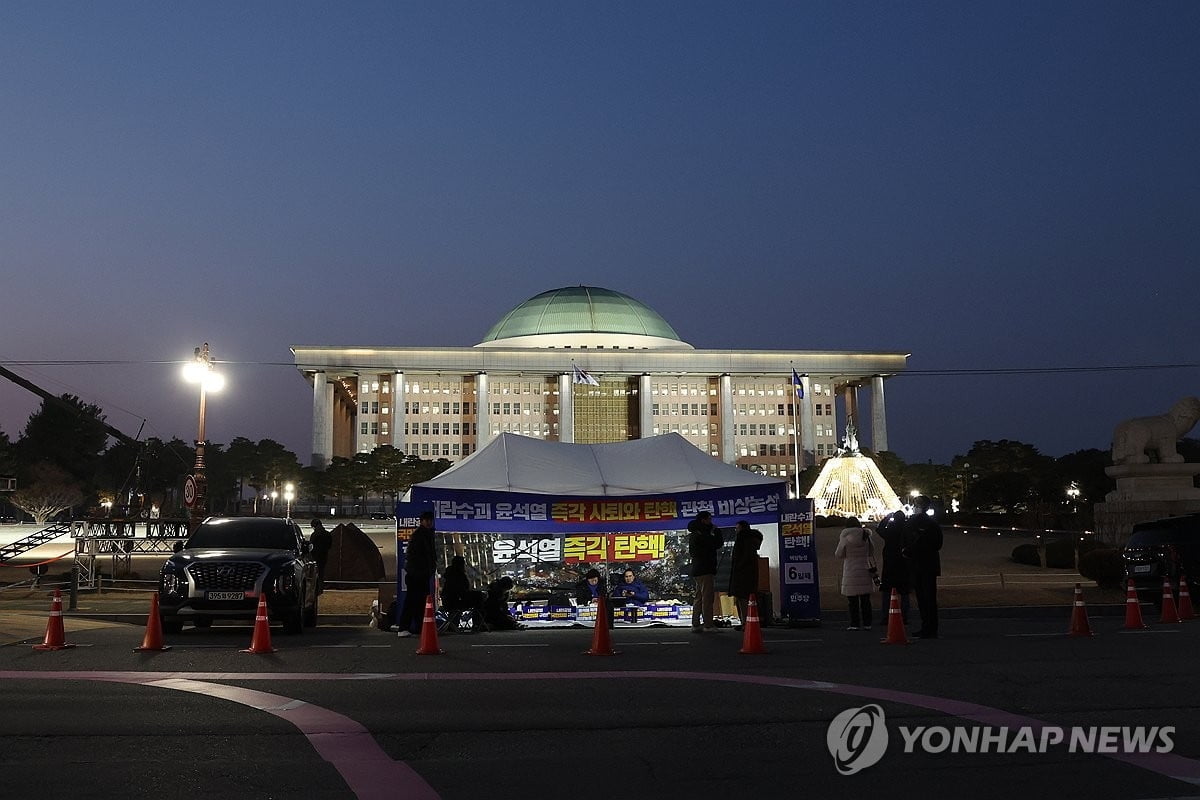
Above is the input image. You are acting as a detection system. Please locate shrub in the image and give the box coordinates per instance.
[1044,537,1077,569]
[1011,543,1041,567]
[1077,538,1103,560]
[1079,548,1124,589]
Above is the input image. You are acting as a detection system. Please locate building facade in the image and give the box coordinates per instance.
[292,286,908,484]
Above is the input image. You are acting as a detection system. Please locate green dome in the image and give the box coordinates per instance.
[480,286,684,343]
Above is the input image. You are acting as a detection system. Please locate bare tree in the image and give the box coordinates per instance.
[10,463,84,524]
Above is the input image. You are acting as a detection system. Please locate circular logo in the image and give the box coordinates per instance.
[183,475,197,508]
[826,704,889,775]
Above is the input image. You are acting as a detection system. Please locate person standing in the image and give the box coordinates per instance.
[397,511,437,638]
[309,518,333,594]
[876,510,913,625]
[835,517,877,630]
[728,520,764,629]
[687,510,724,631]
[904,496,943,639]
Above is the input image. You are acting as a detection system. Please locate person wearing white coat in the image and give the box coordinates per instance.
[835,518,881,630]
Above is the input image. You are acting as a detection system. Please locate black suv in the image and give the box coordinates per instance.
[1122,513,1200,605]
[158,517,319,634]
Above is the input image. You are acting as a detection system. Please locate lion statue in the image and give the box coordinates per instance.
[1111,396,1200,465]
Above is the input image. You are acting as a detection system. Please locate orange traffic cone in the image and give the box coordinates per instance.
[1067,583,1092,637]
[1178,574,1195,621]
[883,588,910,644]
[135,592,171,652]
[415,596,443,655]
[32,588,76,651]
[1122,579,1148,630]
[738,594,768,654]
[241,594,277,654]
[585,595,618,656]
[1159,577,1181,624]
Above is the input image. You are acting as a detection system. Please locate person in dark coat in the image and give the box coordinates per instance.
[309,519,333,594]
[483,576,523,630]
[728,520,764,628]
[397,511,437,638]
[441,555,486,631]
[687,510,724,631]
[904,496,943,639]
[876,510,913,625]
[576,567,613,628]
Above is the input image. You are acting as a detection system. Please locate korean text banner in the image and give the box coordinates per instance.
[409,484,786,533]
[777,498,820,622]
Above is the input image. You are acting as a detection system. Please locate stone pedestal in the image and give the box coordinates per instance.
[1093,463,1200,543]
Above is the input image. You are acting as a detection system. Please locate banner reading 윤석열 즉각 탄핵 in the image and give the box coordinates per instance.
[405,485,786,534]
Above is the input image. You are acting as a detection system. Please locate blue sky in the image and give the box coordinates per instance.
[1,2,1197,465]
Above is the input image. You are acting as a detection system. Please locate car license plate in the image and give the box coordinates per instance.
[1133,565,1152,574]
[207,591,246,601]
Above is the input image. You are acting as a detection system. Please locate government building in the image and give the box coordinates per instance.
[292,286,908,487]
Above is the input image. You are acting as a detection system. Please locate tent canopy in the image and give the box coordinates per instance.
[413,432,783,496]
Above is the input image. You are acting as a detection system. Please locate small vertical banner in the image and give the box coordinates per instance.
[778,498,820,622]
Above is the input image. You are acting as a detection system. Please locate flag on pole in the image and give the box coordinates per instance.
[791,368,805,399]
[572,363,600,386]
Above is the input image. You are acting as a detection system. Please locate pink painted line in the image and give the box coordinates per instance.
[3,670,1198,789]
[145,679,440,800]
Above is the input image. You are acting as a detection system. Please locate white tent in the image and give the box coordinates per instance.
[412,432,782,496]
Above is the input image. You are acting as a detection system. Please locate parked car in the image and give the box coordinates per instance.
[1121,513,1200,605]
[158,517,319,634]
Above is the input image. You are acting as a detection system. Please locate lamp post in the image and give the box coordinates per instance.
[284,482,295,520]
[182,343,224,527]
[1066,482,1081,514]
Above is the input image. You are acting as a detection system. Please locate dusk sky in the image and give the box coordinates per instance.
[2,2,1197,467]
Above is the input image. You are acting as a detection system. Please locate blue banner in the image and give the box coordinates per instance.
[407,483,786,533]
[778,498,820,622]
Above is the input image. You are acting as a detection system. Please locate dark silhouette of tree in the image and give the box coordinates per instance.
[16,395,110,486]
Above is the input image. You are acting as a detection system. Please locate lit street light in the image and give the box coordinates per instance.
[182,343,224,527]
[284,482,295,520]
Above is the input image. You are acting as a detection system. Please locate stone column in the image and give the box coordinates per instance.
[871,375,889,453]
[311,371,334,469]
[720,374,735,464]
[474,372,490,451]
[391,371,406,452]
[558,373,574,443]
[639,374,653,439]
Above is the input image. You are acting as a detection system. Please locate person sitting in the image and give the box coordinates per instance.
[576,567,614,628]
[441,555,487,632]
[483,576,524,630]
[610,568,650,605]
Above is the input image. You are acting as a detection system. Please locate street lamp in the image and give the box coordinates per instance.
[182,343,224,526]
[270,490,278,513]
[283,482,295,520]
[1066,482,1081,513]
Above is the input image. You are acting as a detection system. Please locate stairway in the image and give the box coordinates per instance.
[0,522,73,563]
